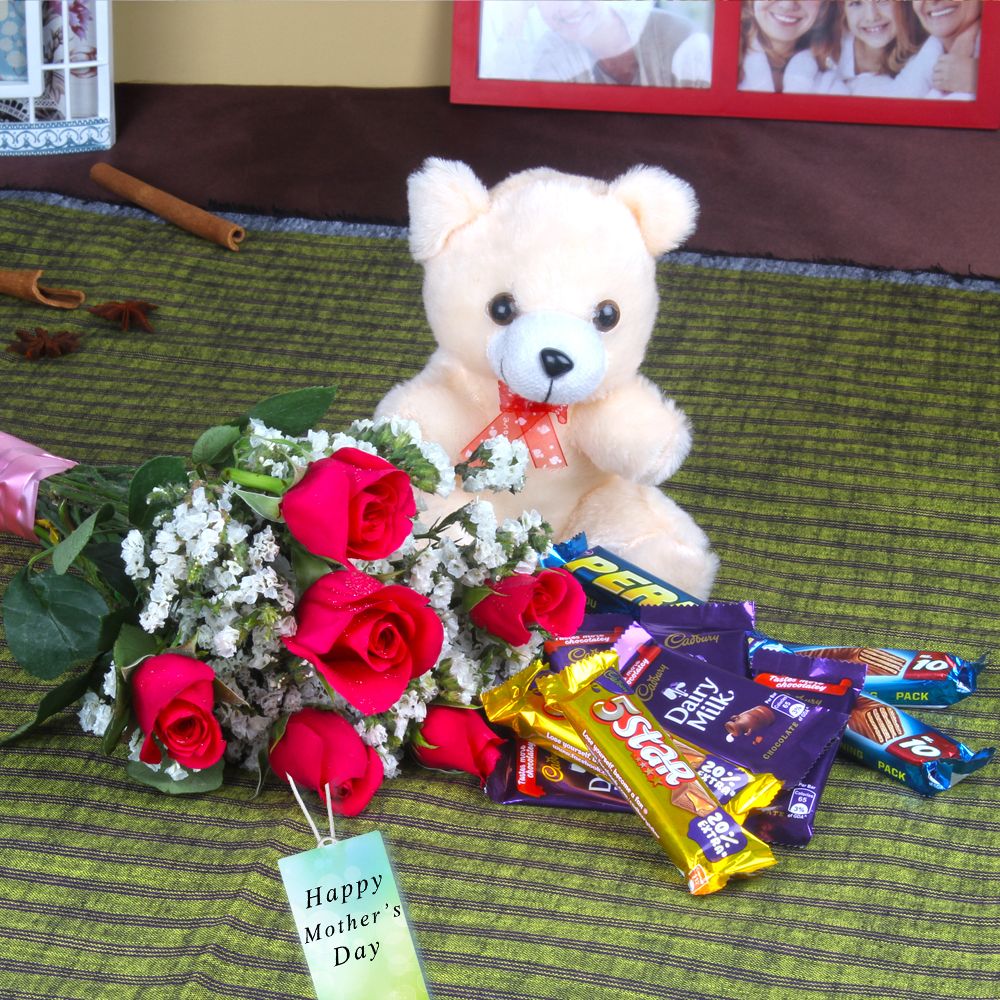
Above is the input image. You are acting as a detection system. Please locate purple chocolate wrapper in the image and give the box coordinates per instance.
[639,601,755,676]
[621,642,847,788]
[485,738,631,812]
[745,649,865,846]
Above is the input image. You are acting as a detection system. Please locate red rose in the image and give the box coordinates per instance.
[280,447,416,562]
[283,569,444,714]
[269,708,383,817]
[470,568,586,646]
[131,653,225,770]
[412,705,506,782]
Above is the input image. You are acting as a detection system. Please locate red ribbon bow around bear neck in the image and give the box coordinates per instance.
[461,382,569,470]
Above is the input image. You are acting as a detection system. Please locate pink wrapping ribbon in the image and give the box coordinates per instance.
[461,382,569,470]
[0,431,77,541]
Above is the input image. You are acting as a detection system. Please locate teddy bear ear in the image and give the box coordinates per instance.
[608,165,699,257]
[407,158,491,262]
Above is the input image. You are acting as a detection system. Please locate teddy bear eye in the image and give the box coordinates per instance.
[487,293,517,326]
[594,300,620,332]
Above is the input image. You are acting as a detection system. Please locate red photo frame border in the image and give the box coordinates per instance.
[451,0,1000,129]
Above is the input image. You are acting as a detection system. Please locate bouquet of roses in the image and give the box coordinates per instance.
[0,386,585,814]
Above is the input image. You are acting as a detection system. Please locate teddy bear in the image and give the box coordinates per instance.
[375,158,718,600]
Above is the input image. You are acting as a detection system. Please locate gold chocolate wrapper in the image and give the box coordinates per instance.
[483,659,782,828]
[481,659,595,772]
[537,652,777,896]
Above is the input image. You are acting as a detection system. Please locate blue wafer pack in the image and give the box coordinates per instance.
[842,696,995,796]
[748,634,987,709]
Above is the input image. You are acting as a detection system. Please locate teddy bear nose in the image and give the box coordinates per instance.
[540,348,575,379]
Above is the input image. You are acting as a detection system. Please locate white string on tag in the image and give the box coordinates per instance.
[287,774,337,848]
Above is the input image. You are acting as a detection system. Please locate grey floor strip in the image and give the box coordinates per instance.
[3,188,998,294]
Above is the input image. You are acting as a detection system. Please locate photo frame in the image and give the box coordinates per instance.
[451,0,1000,130]
[0,0,115,155]
[0,1,43,99]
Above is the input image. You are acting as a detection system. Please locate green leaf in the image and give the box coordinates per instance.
[291,543,337,591]
[0,665,98,745]
[234,489,282,521]
[51,504,114,575]
[461,585,496,614]
[126,757,225,795]
[101,670,132,754]
[113,623,160,672]
[270,713,290,751]
[411,729,439,751]
[83,540,138,602]
[128,456,189,529]
[252,746,269,799]
[213,676,248,707]
[2,568,110,680]
[247,386,337,436]
[191,424,242,467]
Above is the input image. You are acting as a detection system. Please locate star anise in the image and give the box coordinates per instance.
[6,327,83,360]
[87,299,158,332]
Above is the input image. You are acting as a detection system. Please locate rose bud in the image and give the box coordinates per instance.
[280,447,416,563]
[470,568,586,646]
[283,569,444,715]
[411,705,506,782]
[131,653,225,771]
[269,707,383,817]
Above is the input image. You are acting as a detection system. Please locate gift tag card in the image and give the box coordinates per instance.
[279,830,430,1000]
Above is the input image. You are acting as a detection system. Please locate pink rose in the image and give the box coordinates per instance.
[470,568,586,646]
[280,447,416,562]
[270,708,383,817]
[283,569,444,714]
[131,653,225,770]
[412,705,506,782]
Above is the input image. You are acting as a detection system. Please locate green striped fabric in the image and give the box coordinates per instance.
[1,198,997,1000]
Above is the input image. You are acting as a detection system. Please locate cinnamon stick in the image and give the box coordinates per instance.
[0,268,85,309]
[89,163,246,251]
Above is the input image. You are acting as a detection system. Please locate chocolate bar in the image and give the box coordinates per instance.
[537,651,776,895]
[484,738,632,813]
[546,535,701,613]
[842,696,995,796]
[746,649,865,846]
[639,601,755,675]
[620,641,846,787]
[749,633,987,708]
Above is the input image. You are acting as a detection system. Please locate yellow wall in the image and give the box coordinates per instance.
[112,1,454,87]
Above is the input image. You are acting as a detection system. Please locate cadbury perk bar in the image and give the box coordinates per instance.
[842,696,995,795]
[749,634,987,709]
[745,649,865,846]
[546,534,701,613]
[537,652,776,895]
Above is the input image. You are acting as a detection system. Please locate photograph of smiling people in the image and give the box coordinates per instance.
[739,1,846,93]
[739,1,982,98]
[478,0,713,88]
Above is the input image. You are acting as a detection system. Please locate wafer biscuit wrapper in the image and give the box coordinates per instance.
[748,634,987,709]
[842,696,994,795]
[536,651,776,895]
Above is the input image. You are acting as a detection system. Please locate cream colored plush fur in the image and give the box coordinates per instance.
[376,158,718,599]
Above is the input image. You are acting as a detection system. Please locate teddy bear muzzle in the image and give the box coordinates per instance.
[486,309,608,406]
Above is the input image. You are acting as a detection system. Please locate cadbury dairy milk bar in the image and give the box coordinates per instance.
[639,601,756,675]
[749,633,987,709]
[619,641,846,787]
[745,649,865,846]
[485,737,632,812]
